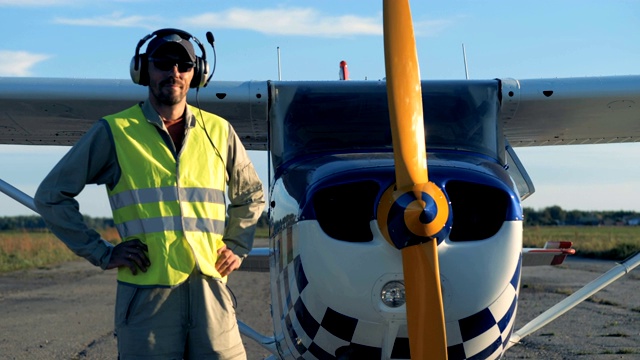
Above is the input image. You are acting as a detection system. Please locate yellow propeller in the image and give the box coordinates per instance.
[378,0,449,358]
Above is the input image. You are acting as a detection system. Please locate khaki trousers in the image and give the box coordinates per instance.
[115,271,246,360]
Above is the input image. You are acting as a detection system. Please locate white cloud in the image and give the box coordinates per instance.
[49,8,382,36]
[183,8,383,37]
[0,51,51,76]
[0,0,74,6]
[53,12,161,29]
[182,8,457,38]
[45,7,456,38]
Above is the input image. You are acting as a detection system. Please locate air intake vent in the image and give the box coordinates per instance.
[313,181,380,242]
[447,180,509,241]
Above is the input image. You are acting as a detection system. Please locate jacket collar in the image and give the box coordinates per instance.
[140,100,197,130]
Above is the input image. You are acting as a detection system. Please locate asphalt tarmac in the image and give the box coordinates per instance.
[0,255,637,359]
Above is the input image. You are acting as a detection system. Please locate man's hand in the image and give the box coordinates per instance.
[106,239,150,275]
[215,245,242,277]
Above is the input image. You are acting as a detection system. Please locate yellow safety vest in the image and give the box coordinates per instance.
[104,104,228,286]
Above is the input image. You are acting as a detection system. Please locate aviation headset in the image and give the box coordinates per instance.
[130,28,210,88]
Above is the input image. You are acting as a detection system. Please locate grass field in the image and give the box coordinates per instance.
[0,228,120,273]
[523,225,640,260]
[1,226,638,274]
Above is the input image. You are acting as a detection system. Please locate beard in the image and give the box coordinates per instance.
[151,78,187,106]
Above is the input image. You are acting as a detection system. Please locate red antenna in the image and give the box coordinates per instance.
[339,60,349,80]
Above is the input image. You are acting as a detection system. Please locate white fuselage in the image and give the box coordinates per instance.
[268,155,523,360]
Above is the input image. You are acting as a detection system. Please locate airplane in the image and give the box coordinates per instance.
[1,1,639,359]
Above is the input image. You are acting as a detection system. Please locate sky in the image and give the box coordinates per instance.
[0,0,639,217]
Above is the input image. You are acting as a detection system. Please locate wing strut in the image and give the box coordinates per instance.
[0,178,37,213]
[506,252,640,350]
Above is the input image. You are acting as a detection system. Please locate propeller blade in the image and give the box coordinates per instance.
[383,5,427,188]
[382,1,448,359]
[402,241,445,358]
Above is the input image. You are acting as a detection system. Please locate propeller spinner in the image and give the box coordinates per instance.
[377,1,451,358]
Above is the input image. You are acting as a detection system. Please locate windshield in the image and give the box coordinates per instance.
[269,80,500,170]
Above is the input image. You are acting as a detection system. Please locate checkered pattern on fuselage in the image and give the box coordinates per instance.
[273,227,521,360]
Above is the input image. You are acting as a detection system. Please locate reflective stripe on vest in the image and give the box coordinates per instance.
[104,104,229,287]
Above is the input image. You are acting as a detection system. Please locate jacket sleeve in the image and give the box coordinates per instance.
[223,124,266,259]
[34,120,120,269]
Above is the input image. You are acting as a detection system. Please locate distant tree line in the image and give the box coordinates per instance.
[524,206,640,226]
[0,215,114,231]
[0,212,269,232]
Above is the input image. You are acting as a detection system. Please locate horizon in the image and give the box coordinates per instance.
[5,203,640,220]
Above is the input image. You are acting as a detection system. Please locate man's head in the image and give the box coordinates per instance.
[146,40,195,107]
[130,28,208,89]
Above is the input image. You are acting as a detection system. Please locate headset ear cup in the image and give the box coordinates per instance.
[130,53,149,86]
[191,57,207,88]
[201,59,210,87]
[129,56,140,85]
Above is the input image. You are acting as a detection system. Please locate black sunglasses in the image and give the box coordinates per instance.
[150,58,195,72]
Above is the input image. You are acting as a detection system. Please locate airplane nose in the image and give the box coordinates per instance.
[418,195,437,224]
[377,182,451,249]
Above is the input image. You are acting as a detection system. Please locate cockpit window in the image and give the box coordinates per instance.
[269,80,501,171]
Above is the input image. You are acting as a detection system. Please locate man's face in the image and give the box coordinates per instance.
[147,53,195,106]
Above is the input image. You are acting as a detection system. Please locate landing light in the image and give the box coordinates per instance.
[381,281,406,308]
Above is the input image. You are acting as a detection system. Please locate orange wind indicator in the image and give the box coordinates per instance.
[377,0,450,359]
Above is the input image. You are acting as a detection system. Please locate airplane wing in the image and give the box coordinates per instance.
[501,76,640,146]
[0,77,269,150]
[3,76,639,150]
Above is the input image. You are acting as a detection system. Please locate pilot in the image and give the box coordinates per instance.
[34,28,265,359]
